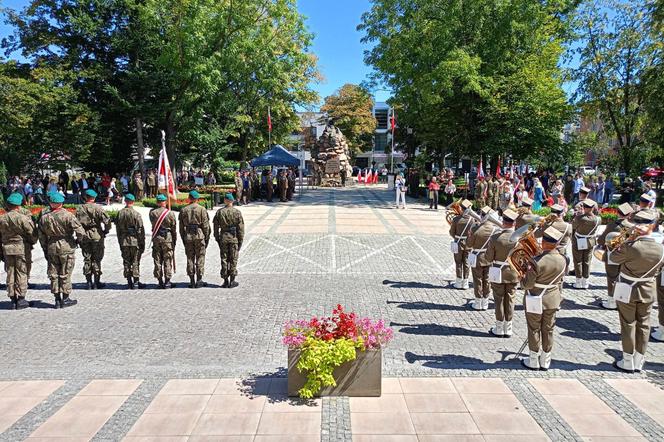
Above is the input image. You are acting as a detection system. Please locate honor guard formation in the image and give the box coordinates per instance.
[0,190,244,308]
[448,190,664,372]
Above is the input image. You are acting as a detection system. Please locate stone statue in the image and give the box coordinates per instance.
[315,124,354,187]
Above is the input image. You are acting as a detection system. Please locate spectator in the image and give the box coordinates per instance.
[572,173,584,204]
[428,177,440,210]
[516,184,527,207]
[605,176,615,203]
[59,170,69,195]
[395,173,407,209]
[24,179,33,205]
[206,172,216,185]
[594,175,606,205]
[444,179,456,205]
[532,178,545,211]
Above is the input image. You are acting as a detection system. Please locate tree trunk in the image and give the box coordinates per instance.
[239,132,248,163]
[135,118,146,177]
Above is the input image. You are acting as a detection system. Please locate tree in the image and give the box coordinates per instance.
[359,0,574,165]
[569,0,659,175]
[321,84,377,154]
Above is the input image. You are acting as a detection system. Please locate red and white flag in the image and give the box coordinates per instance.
[158,131,177,200]
[267,107,272,133]
[495,157,501,178]
[390,109,396,133]
[357,169,363,183]
[477,159,485,179]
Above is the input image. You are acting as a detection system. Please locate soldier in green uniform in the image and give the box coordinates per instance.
[521,227,568,371]
[572,199,601,289]
[474,177,487,208]
[179,190,210,288]
[146,170,157,198]
[611,210,664,372]
[116,193,145,289]
[150,194,177,289]
[266,169,274,202]
[486,176,495,210]
[133,172,145,200]
[76,189,111,289]
[491,177,501,209]
[213,193,245,288]
[466,207,501,310]
[449,199,475,289]
[17,196,36,286]
[38,193,85,308]
[486,209,519,337]
[279,171,288,202]
[0,193,37,309]
[234,171,243,205]
[597,203,634,310]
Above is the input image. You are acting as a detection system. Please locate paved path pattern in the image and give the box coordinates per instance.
[1,185,664,440]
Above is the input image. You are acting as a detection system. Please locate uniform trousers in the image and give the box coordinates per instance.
[492,283,516,321]
[120,246,141,278]
[605,263,619,296]
[5,255,28,298]
[80,240,105,276]
[152,241,174,280]
[184,239,206,277]
[454,250,469,279]
[220,240,239,278]
[471,265,490,298]
[618,300,653,354]
[47,253,75,295]
[572,246,592,278]
[526,309,557,353]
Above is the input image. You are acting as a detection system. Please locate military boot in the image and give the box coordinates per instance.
[195,275,206,288]
[189,275,196,288]
[61,294,78,308]
[10,297,18,310]
[164,279,174,289]
[94,274,105,289]
[16,297,30,310]
[54,294,62,309]
[127,278,134,289]
[158,277,165,289]
[222,278,230,288]
[134,277,145,289]
[85,275,93,290]
[229,276,239,288]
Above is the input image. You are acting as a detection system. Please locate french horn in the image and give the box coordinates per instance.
[508,221,543,278]
[445,199,464,224]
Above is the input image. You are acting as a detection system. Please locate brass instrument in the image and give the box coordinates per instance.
[445,199,464,224]
[592,227,636,261]
[539,214,559,227]
[517,207,531,216]
[508,222,543,278]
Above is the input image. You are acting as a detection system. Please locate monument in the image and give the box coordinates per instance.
[314,124,353,187]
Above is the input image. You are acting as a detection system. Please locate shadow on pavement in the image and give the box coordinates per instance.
[383,280,450,289]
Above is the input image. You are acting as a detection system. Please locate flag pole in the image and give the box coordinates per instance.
[268,106,272,148]
[390,108,395,174]
[161,130,171,211]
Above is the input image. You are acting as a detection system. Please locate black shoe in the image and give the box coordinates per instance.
[16,298,30,310]
[61,295,78,308]
[86,275,93,290]
[54,294,62,309]
[158,278,165,289]
[128,278,134,289]
[222,278,229,288]
[10,297,17,310]
[189,276,196,288]
[229,277,238,288]
[94,275,105,289]
[195,278,206,288]
[134,278,145,289]
[164,280,174,289]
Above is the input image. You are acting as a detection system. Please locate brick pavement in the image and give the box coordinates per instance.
[1,185,663,440]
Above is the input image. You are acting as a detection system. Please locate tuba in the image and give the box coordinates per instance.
[445,199,464,224]
[507,222,543,278]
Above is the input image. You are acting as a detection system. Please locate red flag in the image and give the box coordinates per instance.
[495,157,501,178]
[477,159,485,179]
[267,107,272,133]
[357,169,363,183]
[374,169,379,184]
[390,109,396,132]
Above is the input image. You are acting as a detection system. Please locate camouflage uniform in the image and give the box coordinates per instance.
[17,207,36,282]
[213,205,245,285]
[178,202,210,285]
[0,210,37,306]
[287,171,295,201]
[150,206,177,286]
[75,202,111,286]
[146,171,157,198]
[116,206,145,283]
[279,173,288,202]
[38,208,85,303]
[133,175,145,200]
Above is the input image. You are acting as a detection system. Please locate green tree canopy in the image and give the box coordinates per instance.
[321,84,377,155]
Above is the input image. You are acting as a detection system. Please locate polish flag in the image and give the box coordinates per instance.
[477,159,485,179]
[495,157,501,178]
[267,107,272,133]
[357,169,363,183]
[158,130,178,204]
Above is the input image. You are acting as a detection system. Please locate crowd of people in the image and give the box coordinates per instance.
[232,168,298,205]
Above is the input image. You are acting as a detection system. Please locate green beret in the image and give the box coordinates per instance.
[125,193,135,202]
[6,193,23,206]
[224,193,235,201]
[189,190,200,199]
[85,189,98,199]
[49,193,65,204]
[156,194,168,202]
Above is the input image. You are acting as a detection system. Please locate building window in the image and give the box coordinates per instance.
[375,108,389,130]
[374,133,388,152]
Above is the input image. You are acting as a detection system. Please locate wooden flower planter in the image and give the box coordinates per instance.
[287,348,382,397]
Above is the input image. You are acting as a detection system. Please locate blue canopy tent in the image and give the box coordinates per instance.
[250,145,300,167]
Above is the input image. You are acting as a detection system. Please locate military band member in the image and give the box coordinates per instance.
[0,193,37,309]
[486,208,519,336]
[515,197,538,229]
[598,203,635,310]
[449,199,475,289]
[76,189,111,289]
[17,196,36,285]
[535,204,572,253]
[150,194,177,289]
[179,190,210,288]
[116,194,145,289]
[610,210,664,372]
[467,207,500,310]
[38,193,85,308]
[213,193,245,288]
[574,186,590,211]
[652,255,664,342]
[571,199,600,289]
[521,227,568,371]
[638,192,656,213]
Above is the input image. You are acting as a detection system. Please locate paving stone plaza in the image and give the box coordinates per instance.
[2,185,664,441]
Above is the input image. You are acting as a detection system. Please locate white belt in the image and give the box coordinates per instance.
[454,236,467,240]
[533,283,558,291]
[575,232,595,238]
[471,248,487,253]
[619,272,655,284]
[492,260,509,267]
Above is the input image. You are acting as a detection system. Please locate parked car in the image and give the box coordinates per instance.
[580,166,596,175]
[643,167,663,180]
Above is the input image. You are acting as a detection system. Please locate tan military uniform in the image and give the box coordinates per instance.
[17,207,36,281]
[178,203,210,280]
[150,207,176,283]
[279,174,288,202]
[474,180,487,207]
[116,206,145,280]
[610,236,664,356]
[467,222,500,301]
[146,172,157,198]
[515,211,539,230]
[491,180,500,209]
[133,176,144,200]
[597,220,623,298]
[38,209,85,298]
[213,206,245,281]
[449,213,475,281]
[486,228,519,323]
[536,219,572,253]
[0,210,36,301]
[521,250,568,354]
[75,202,111,279]
[572,212,601,278]
[234,175,243,203]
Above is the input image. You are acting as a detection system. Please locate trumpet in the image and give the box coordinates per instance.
[537,214,559,229]
[592,227,636,261]
[445,199,464,224]
[508,221,543,278]
[517,207,531,216]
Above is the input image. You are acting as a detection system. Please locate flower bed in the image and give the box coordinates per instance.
[140,194,214,211]
[283,305,393,398]
[177,185,236,194]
